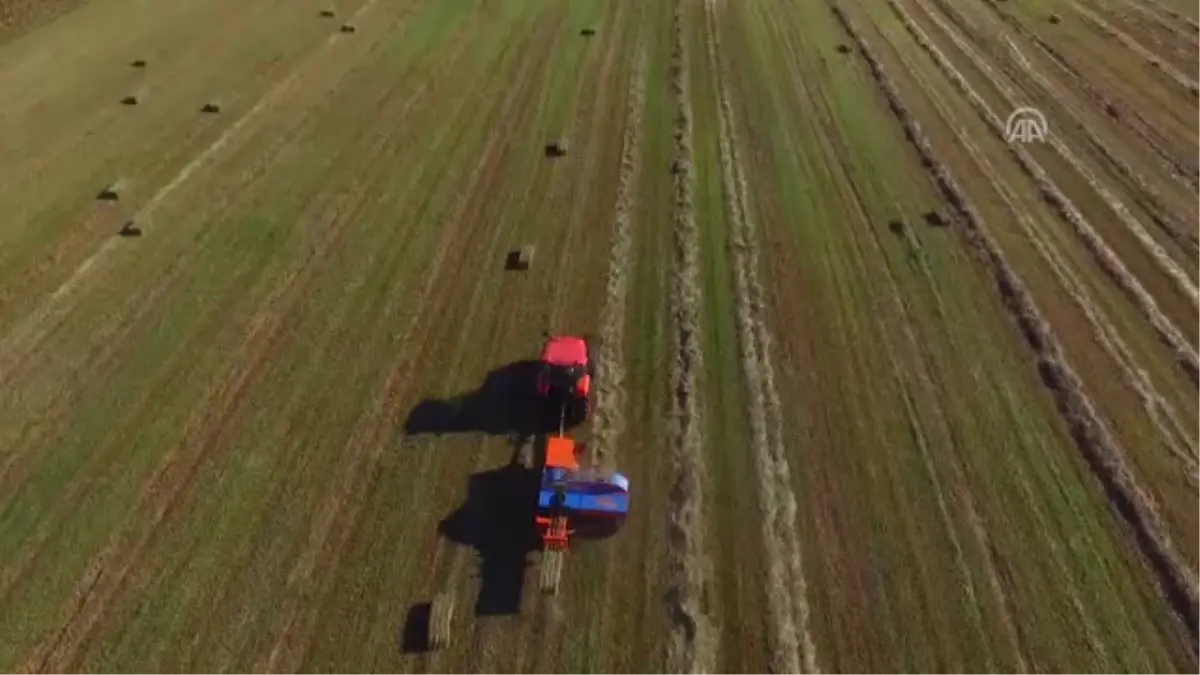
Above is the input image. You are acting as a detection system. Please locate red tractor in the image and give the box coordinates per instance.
[535,334,592,428]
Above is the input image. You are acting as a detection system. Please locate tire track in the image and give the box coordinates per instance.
[0,0,430,501]
[885,0,1200,385]
[0,0,394,376]
[702,0,816,671]
[664,0,715,670]
[1063,0,1199,95]
[880,5,1199,470]
[0,44,421,568]
[829,0,1200,647]
[963,1,1200,254]
[508,5,631,669]
[981,1,1198,189]
[405,21,575,667]
[898,221,1037,672]
[514,10,648,669]
[794,15,1009,657]
[0,63,402,609]
[0,0,432,509]
[1129,0,1200,32]
[886,211,1035,671]
[13,19,460,674]
[0,0,447,621]
[823,78,1031,660]
[0,244,273,608]
[889,0,1200,499]
[796,18,1013,656]
[590,33,647,470]
[106,38,506,662]
[878,17,1195,662]
[18,261,323,675]
[907,0,1200,317]
[1106,0,1200,43]
[252,15,561,671]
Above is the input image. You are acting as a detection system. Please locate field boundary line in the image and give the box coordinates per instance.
[827,1,1200,651]
[664,0,715,670]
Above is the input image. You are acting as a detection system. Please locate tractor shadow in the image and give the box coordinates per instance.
[403,360,564,442]
[437,445,544,616]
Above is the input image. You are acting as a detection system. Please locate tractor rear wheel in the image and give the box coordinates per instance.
[428,592,455,650]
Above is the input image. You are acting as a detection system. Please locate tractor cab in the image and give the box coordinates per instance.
[536,335,592,425]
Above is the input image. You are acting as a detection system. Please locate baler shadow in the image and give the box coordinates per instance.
[438,451,544,616]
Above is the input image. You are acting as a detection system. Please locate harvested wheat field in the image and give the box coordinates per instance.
[0,0,1196,670]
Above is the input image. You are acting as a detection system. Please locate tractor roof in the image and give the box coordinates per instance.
[540,335,587,367]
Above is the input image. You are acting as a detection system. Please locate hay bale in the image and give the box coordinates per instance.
[427,593,454,650]
[97,180,124,201]
[340,23,356,32]
[121,94,140,106]
[118,220,142,237]
[130,58,147,68]
[507,245,535,270]
[887,219,906,235]
[580,27,596,36]
[319,8,336,16]
[835,43,851,54]
[923,209,948,227]
[201,101,221,113]
[1048,13,1061,24]
[539,549,563,594]
[544,140,568,158]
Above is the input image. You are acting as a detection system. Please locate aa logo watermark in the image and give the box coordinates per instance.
[1005,107,1048,144]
